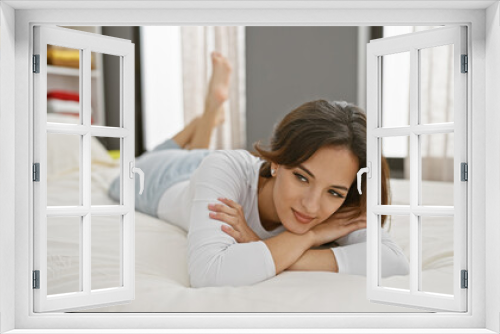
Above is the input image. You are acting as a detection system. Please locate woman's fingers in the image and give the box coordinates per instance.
[334,211,366,225]
[335,209,356,215]
[346,220,367,232]
[221,224,241,241]
[341,217,366,226]
[334,210,362,219]
[209,210,237,224]
[209,197,259,243]
[217,197,244,215]
[207,197,243,216]
[208,198,247,231]
[208,203,236,217]
[220,225,236,239]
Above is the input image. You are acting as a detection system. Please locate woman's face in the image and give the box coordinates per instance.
[271,145,359,235]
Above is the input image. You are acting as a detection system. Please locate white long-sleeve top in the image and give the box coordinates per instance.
[157,150,408,288]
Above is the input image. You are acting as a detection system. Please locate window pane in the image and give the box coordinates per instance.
[420,133,454,206]
[91,215,122,290]
[47,216,81,295]
[92,51,121,127]
[420,216,454,295]
[92,137,121,206]
[381,52,410,128]
[379,215,410,291]
[381,136,410,205]
[419,44,454,124]
[47,44,81,124]
[47,133,81,206]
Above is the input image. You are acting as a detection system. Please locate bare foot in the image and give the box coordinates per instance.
[212,106,226,127]
[205,51,232,124]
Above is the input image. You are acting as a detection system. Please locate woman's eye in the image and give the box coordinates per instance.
[294,172,307,182]
[329,190,345,199]
[294,172,345,199]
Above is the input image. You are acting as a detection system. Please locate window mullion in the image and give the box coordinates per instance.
[373,123,455,138]
[46,123,130,137]
[373,205,454,216]
[409,47,420,294]
[81,47,92,294]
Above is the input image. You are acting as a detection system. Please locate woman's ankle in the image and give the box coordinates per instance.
[171,116,200,149]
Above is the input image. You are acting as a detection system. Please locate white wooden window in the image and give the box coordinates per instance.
[366,26,467,312]
[32,25,140,312]
[30,24,469,315]
[2,3,496,333]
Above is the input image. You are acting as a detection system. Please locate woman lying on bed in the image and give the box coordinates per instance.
[108,51,409,288]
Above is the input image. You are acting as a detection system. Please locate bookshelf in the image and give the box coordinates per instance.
[47,26,106,126]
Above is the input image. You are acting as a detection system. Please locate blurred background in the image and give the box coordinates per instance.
[43,25,457,309]
[54,26,375,154]
[48,25,453,184]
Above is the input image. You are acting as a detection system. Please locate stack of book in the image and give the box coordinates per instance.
[47,90,94,123]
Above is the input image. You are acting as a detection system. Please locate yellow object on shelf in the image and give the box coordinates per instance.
[47,45,96,69]
[108,150,120,160]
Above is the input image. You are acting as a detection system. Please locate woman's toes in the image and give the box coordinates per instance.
[211,51,222,65]
[211,52,232,72]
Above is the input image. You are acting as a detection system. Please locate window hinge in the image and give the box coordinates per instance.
[33,163,40,182]
[461,162,468,181]
[33,270,40,289]
[461,270,468,289]
[461,54,468,73]
[33,54,40,73]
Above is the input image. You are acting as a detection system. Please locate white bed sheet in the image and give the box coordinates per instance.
[45,160,455,313]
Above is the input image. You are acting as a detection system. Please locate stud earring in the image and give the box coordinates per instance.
[271,169,276,176]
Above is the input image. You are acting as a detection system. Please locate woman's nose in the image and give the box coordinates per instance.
[301,190,321,216]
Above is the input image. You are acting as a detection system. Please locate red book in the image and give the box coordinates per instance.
[47,90,80,102]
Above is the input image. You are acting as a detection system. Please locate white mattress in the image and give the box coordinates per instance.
[45,117,454,313]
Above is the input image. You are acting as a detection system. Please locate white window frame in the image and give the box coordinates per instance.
[33,25,136,313]
[366,26,467,312]
[1,1,499,333]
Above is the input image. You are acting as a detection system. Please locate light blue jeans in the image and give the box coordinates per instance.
[107,139,212,217]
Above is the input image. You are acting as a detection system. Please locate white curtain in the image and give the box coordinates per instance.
[398,26,454,182]
[180,26,246,150]
[416,27,454,182]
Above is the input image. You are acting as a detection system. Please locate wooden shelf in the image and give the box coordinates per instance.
[47,65,100,78]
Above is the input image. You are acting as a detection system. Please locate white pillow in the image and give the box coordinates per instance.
[46,114,115,177]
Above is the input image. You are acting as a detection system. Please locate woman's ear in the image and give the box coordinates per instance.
[270,163,279,176]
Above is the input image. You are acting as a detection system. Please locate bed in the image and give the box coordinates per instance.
[45,114,454,313]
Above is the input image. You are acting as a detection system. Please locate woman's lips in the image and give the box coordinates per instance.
[292,209,314,224]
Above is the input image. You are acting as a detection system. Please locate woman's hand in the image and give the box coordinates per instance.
[311,207,367,247]
[208,197,261,243]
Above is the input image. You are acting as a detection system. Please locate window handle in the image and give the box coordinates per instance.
[129,161,145,195]
[357,162,371,195]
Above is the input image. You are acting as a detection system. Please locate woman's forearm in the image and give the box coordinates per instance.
[287,249,339,272]
[263,230,316,275]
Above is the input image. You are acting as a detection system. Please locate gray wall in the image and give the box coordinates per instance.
[101,27,144,155]
[245,27,359,151]
[101,27,133,130]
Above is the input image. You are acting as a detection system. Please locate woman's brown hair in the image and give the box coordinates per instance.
[253,99,391,227]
